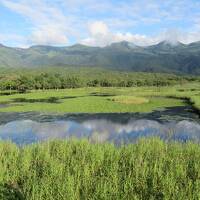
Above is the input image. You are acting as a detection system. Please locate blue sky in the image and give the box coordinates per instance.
[0,0,200,47]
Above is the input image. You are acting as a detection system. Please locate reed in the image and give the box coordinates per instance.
[0,138,200,199]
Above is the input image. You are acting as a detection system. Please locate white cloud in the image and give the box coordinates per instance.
[30,25,69,45]
[81,21,200,46]
[81,21,159,46]
[89,21,109,36]
[1,0,71,46]
[1,0,200,47]
[0,33,28,47]
[158,29,200,45]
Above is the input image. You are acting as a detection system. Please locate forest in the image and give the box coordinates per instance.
[0,67,199,92]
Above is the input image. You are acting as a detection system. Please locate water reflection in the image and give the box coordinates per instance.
[0,106,199,126]
[0,106,199,145]
[0,119,200,145]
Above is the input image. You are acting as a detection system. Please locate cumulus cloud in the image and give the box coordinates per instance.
[89,21,109,36]
[1,0,200,47]
[81,21,159,46]
[81,21,200,47]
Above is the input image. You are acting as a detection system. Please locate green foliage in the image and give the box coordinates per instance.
[0,70,199,113]
[0,67,198,91]
[0,139,200,199]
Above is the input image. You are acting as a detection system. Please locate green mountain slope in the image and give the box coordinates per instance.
[1,41,200,74]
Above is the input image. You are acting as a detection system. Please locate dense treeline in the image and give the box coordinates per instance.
[0,67,199,92]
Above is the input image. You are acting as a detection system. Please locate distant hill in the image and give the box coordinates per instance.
[1,40,200,74]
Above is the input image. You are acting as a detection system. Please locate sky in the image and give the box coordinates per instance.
[0,0,200,47]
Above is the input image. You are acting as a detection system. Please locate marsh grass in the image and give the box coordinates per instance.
[0,86,190,113]
[109,96,149,105]
[0,138,200,199]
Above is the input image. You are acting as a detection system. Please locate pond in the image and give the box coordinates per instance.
[0,105,199,145]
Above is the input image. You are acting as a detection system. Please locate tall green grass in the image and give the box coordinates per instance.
[0,139,200,199]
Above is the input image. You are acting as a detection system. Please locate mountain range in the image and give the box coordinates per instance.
[1,40,200,74]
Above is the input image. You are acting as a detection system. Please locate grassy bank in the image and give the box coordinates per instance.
[1,139,200,199]
[1,84,200,113]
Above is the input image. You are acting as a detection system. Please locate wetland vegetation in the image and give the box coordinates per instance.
[0,68,199,113]
[1,138,200,199]
[2,1,200,198]
[0,68,200,199]
[0,83,199,113]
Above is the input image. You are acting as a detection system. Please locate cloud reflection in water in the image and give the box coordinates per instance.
[0,119,200,145]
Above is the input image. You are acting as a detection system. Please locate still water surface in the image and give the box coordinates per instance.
[0,106,199,145]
